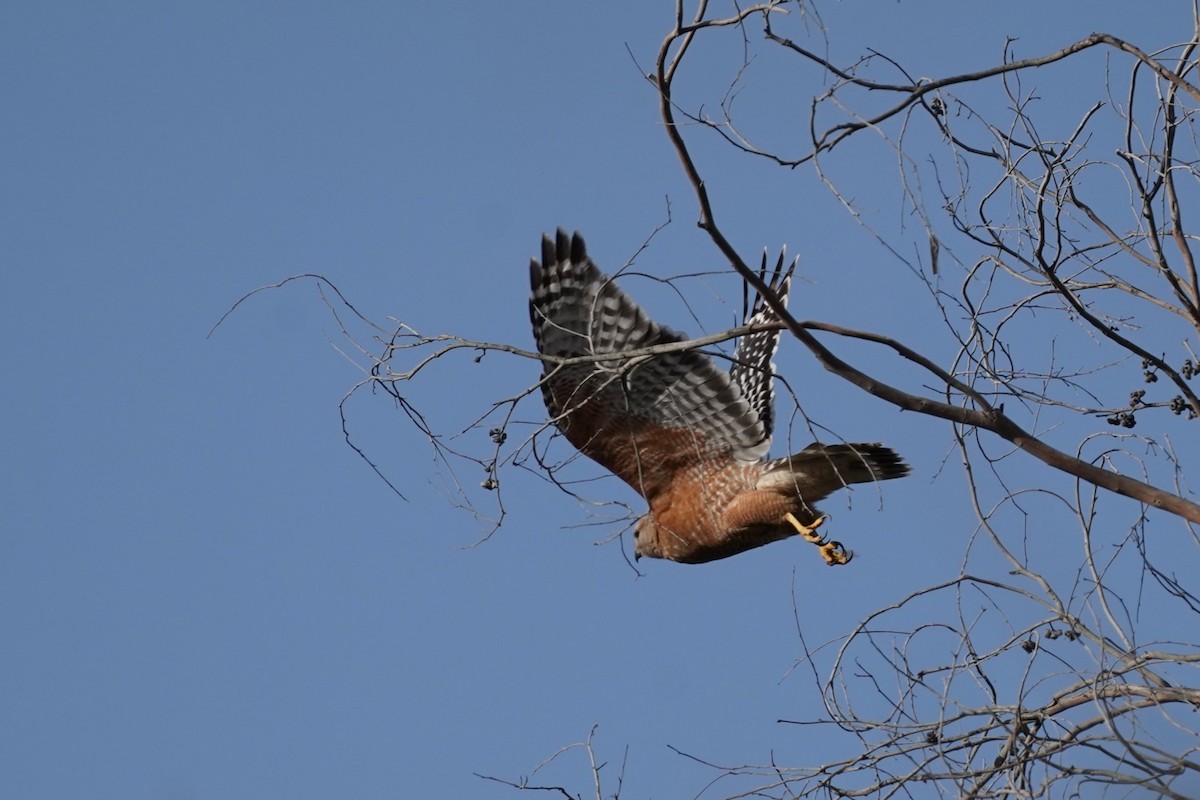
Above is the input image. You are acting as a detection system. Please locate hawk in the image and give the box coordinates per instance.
[529,229,909,565]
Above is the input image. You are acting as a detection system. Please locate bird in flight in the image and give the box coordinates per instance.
[529,229,909,565]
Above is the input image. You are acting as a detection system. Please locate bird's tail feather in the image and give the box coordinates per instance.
[760,442,910,499]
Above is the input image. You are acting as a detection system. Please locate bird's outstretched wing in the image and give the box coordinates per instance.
[530,229,769,500]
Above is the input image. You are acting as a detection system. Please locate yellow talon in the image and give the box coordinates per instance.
[784,512,827,543]
[785,512,852,566]
[818,540,853,566]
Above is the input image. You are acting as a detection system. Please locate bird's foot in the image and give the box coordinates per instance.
[784,511,826,543]
[784,512,852,566]
[816,539,852,566]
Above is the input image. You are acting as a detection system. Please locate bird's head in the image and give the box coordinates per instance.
[632,514,662,562]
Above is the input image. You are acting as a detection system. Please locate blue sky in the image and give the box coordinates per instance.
[3,3,1194,798]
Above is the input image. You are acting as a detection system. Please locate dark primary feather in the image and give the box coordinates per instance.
[729,249,794,444]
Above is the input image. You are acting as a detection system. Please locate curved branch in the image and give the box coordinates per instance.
[655,8,1200,525]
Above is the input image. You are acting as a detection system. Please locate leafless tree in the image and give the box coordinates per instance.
[224,1,1200,797]
[618,1,1200,797]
